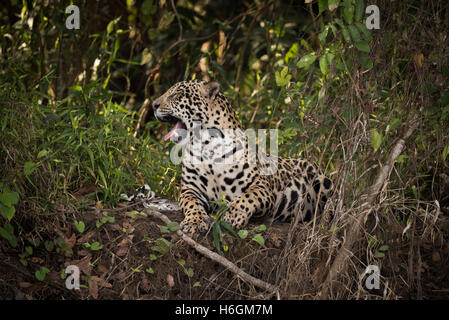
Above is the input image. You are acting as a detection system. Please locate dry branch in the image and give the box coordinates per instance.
[144,209,277,293]
[320,110,422,299]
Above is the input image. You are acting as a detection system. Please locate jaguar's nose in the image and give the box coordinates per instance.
[152,102,160,111]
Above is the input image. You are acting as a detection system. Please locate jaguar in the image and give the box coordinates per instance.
[152,80,332,234]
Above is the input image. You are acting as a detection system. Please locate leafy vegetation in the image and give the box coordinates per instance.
[0,0,448,300]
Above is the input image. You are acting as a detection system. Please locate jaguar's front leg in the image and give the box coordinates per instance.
[179,188,212,234]
[222,181,275,230]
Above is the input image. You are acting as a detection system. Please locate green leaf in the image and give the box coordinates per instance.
[396,154,408,164]
[341,27,351,43]
[318,0,328,14]
[354,41,370,53]
[70,85,83,92]
[24,161,37,176]
[96,219,105,228]
[44,240,54,252]
[35,267,50,281]
[193,281,201,287]
[238,230,248,239]
[25,246,33,255]
[185,267,194,278]
[219,221,237,237]
[356,22,372,41]
[296,53,317,69]
[128,207,146,219]
[360,54,373,69]
[0,224,17,247]
[285,43,299,64]
[348,25,361,42]
[149,254,157,261]
[300,39,313,52]
[379,245,389,252]
[157,237,171,248]
[252,234,265,246]
[254,224,267,232]
[368,236,378,248]
[28,238,40,247]
[107,21,114,34]
[2,221,12,234]
[90,242,103,251]
[342,1,354,24]
[106,17,120,35]
[319,55,329,75]
[97,168,108,189]
[75,220,85,233]
[159,226,170,233]
[42,266,51,274]
[370,129,382,153]
[326,52,335,65]
[86,147,95,171]
[151,237,171,254]
[177,259,186,266]
[374,251,385,258]
[145,267,154,274]
[167,222,179,232]
[319,26,329,44]
[37,149,48,159]
[141,48,153,65]
[355,0,365,21]
[388,118,401,132]
[443,144,449,161]
[212,223,222,255]
[127,210,138,218]
[329,23,339,37]
[0,203,15,221]
[335,18,345,29]
[275,66,291,87]
[0,190,15,207]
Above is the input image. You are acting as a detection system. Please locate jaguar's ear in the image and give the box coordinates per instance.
[201,81,220,100]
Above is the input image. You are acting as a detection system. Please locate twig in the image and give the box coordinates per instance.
[144,209,277,293]
[320,109,422,299]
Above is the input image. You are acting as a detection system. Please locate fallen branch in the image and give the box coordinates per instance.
[320,110,422,299]
[144,209,277,293]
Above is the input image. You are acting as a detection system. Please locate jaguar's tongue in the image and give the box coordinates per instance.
[164,121,184,141]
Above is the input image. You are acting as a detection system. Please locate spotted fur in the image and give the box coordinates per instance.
[153,80,332,233]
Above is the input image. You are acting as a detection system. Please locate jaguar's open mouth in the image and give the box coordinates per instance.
[158,115,186,141]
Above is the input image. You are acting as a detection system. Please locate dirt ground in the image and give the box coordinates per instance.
[0,196,448,300]
[0,198,291,300]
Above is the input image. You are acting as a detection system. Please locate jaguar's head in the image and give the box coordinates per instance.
[152,80,223,141]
